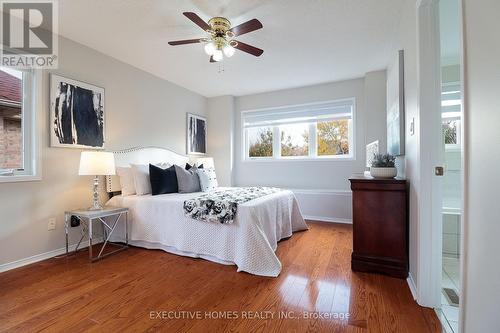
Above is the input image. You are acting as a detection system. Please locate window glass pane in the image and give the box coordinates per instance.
[0,67,23,170]
[280,123,309,157]
[317,120,350,156]
[248,126,273,157]
[443,119,459,145]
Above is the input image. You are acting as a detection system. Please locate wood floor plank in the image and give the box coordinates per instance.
[0,222,441,333]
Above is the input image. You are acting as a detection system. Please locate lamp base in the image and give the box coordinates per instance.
[88,204,103,211]
[89,175,103,211]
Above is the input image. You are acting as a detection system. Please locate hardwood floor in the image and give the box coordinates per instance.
[0,222,441,332]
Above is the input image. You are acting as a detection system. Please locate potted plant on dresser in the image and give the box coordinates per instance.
[370,153,397,178]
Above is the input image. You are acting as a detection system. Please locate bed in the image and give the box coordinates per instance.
[105,147,308,277]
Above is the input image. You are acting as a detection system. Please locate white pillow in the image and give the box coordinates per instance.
[131,163,171,195]
[197,168,218,192]
[131,164,152,195]
[116,167,136,196]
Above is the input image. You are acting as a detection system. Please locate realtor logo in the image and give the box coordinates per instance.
[1,0,58,68]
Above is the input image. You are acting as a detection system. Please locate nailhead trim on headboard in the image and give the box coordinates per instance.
[105,146,191,193]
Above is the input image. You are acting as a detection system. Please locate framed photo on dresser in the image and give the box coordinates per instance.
[186,113,206,155]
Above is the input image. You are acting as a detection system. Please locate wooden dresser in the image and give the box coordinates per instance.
[349,175,409,278]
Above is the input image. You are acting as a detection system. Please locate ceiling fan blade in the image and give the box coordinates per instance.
[183,12,210,31]
[234,40,264,57]
[210,56,216,63]
[230,19,263,37]
[168,39,202,46]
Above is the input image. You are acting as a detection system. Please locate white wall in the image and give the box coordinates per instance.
[0,37,206,268]
[233,72,387,190]
[393,0,420,292]
[462,0,500,330]
[207,96,234,186]
[229,71,386,222]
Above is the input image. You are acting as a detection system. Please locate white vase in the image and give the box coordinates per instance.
[370,167,397,179]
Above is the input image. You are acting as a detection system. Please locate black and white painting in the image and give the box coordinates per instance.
[187,113,206,155]
[50,74,105,149]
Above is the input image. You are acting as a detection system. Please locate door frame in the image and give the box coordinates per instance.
[416,0,443,308]
[416,0,467,331]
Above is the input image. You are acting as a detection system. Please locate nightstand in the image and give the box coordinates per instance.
[64,206,128,261]
[349,175,409,278]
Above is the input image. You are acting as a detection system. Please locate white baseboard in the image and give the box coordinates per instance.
[303,215,352,224]
[407,272,418,300]
[0,237,104,273]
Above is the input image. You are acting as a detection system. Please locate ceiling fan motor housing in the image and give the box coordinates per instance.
[208,17,233,50]
[208,17,231,34]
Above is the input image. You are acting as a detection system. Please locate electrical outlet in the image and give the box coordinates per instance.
[47,218,56,231]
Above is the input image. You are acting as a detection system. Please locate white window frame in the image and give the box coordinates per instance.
[0,69,42,182]
[242,98,356,162]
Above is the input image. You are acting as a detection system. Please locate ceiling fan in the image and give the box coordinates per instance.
[168,12,264,63]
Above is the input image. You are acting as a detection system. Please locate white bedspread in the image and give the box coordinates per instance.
[106,188,308,277]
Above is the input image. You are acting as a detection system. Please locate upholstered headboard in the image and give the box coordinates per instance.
[106,146,190,193]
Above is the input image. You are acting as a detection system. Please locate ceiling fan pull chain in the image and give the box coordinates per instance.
[218,62,225,74]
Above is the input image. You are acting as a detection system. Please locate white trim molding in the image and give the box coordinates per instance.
[407,272,418,300]
[0,70,42,183]
[0,237,103,273]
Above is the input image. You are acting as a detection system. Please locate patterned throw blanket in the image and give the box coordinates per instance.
[183,187,282,224]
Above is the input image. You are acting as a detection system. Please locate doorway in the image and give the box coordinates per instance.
[438,1,463,332]
[416,0,465,332]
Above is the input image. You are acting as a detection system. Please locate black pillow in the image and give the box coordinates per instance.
[149,164,178,195]
[185,163,203,170]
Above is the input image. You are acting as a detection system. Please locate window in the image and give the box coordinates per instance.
[243,99,355,160]
[317,119,350,156]
[0,66,39,181]
[248,126,273,157]
[441,82,461,149]
[280,123,309,157]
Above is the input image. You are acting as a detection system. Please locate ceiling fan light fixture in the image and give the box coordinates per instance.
[204,42,216,55]
[169,13,264,63]
[212,49,223,62]
[223,44,235,57]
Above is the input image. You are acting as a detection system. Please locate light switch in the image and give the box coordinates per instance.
[410,118,415,136]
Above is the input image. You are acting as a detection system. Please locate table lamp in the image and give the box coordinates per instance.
[79,151,115,210]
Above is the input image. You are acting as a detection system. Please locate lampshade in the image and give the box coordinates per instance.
[223,45,235,57]
[79,151,116,176]
[212,49,223,62]
[195,157,215,169]
[204,42,215,55]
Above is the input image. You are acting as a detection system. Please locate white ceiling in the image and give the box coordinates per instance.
[58,0,405,97]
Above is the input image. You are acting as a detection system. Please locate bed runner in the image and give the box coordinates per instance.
[183,187,281,224]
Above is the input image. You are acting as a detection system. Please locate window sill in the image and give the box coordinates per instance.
[242,156,356,163]
[0,174,41,183]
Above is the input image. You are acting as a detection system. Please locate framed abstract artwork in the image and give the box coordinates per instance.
[186,113,206,155]
[50,74,105,149]
[366,140,380,168]
[387,50,405,156]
